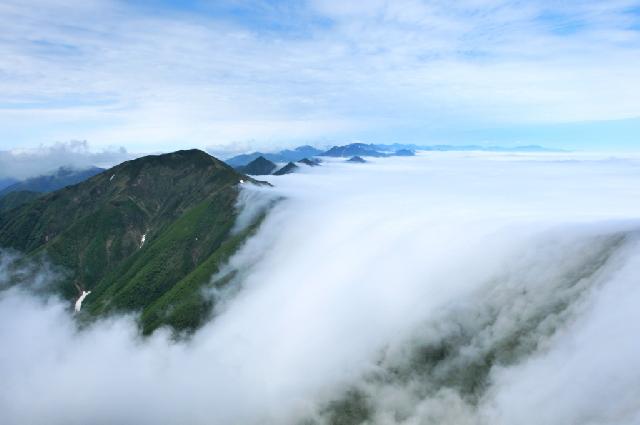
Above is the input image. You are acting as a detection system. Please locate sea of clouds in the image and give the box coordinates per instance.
[1,152,640,424]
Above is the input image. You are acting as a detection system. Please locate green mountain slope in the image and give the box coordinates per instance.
[0,149,267,333]
[0,190,42,213]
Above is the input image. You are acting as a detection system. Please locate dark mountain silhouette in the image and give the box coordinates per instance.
[298,158,321,166]
[394,149,415,156]
[322,143,387,158]
[224,145,323,167]
[226,143,561,167]
[274,162,299,175]
[236,156,277,175]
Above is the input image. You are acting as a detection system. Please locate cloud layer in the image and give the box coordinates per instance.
[1,0,639,151]
[1,152,640,424]
[0,140,135,179]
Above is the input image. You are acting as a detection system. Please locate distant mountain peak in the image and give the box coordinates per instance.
[298,158,321,167]
[323,143,387,158]
[235,156,277,175]
[294,145,319,152]
[394,149,415,156]
[223,143,562,168]
[347,156,367,163]
[223,145,323,167]
[274,162,299,175]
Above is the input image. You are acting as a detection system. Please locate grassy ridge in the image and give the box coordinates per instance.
[0,149,267,333]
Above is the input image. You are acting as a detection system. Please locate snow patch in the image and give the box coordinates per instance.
[140,233,146,248]
[74,291,91,313]
[109,174,115,181]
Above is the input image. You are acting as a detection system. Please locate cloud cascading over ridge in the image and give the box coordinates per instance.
[1,152,640,424]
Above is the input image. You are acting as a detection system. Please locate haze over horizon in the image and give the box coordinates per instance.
[1,0,640,153]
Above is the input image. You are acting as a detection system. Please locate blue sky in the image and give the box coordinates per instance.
[0,0,639,154]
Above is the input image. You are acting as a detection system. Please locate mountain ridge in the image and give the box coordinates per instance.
[0,149,269,334]
[223,143,560,166]
[223,145,324,167]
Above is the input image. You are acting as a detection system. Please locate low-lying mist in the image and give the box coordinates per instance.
[2,152,640,424]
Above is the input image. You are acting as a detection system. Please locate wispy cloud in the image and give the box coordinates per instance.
[0,140,134,179]
[0,0,639,151]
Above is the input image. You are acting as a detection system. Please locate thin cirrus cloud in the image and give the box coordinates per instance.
[0,0,639,152]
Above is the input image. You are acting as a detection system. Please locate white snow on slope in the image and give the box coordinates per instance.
[74,291,91,313]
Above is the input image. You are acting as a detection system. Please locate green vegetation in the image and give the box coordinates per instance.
[0,190,42,213]
[0,149,267,333]
[307,233,628,424]
[321,389,372,425]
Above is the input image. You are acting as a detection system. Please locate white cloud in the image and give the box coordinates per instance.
[0,1,639,150]
[1,153,640,423]
[0,140,135,179]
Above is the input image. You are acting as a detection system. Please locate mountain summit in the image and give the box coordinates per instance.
[0,149,266,333]
[236,156,277,175]
[274,161,299,175]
